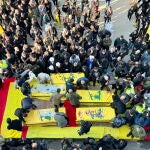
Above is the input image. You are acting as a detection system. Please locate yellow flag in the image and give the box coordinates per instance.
[147,25,150,39]
[55,14,61,26]
[0,25,4,35]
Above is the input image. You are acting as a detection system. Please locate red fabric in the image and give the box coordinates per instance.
[144,126,150,140]
[64,100,77,127]
[21,126,28,138]
[0,77,14,127]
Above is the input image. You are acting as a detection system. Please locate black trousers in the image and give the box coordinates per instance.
[52,0,58,6]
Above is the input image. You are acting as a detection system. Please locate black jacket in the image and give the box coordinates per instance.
[115,61,129,77]
[130,52,141,62]
[7,119,22,131]
[114,38,128,50]
[111,95,126,114]
[80,121,92,134]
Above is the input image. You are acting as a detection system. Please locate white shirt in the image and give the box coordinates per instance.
[37,72,51,83]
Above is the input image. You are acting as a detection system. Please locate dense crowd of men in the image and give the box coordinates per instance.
[0,0,150,149]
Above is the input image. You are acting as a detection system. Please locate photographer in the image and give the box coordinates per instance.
[14,108,28,122]
[111,95,126,115]
[7,118,22,131]
[78,120,92,136]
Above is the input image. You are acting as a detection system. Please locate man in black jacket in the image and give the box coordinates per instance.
[115,60,129,78]
[14,108,27,122]
[7,118,22,131]
[114,35,128,50]
[111,95,126,115]
[78,120,92,136]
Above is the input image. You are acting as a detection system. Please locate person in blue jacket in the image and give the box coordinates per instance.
[134,113,150,127]
[21,97,37,113]
[76,77,89,89]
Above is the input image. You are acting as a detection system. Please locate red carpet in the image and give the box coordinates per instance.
[21,126,28,138]
[64,100,77,127]
[0,78,14,127]
[144,126,150,140]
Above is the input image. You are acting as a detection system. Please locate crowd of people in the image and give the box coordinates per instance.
[1,138,48,150]
[0,0,150,149]
[128,0,149,37]
[0,135,127,150]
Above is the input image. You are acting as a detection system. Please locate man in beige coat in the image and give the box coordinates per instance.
[50,88,65,109]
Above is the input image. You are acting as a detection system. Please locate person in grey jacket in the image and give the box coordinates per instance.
[54,107,68,128]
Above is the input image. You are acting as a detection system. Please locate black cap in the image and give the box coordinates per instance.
[57,88,61,93]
